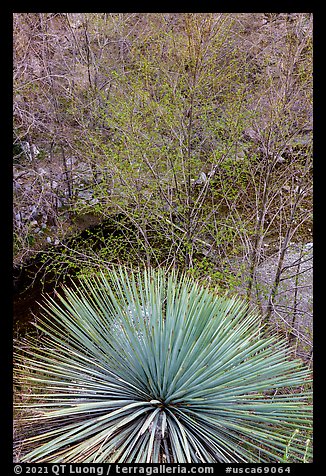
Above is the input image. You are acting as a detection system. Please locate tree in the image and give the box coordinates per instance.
[13,13,313,346]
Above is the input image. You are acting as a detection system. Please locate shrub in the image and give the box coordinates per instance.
[14,267,312,463]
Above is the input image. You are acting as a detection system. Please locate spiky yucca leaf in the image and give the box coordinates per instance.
[14,267,312,463]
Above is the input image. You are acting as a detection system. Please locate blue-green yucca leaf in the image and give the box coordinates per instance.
[14,267,312,463]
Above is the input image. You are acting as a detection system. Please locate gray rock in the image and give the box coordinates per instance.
[21,141,40,161]
[30,206,39,218]
[276,155,286,163]
[66,157,76,166]
[194,172,207,185]
[255,243,313,357]
[13,181,21,191]
[77,190,93,200]
[37,167,48,176]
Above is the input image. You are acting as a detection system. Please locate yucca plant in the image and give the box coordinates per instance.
[14,267,312,463]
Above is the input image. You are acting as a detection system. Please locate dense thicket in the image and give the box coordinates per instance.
[13,12,313,344]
